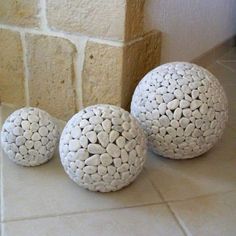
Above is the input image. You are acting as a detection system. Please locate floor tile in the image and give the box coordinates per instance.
[218,47,236,61]
[145,126,236,201]
[1,147,161,221]
[2,204,185,236]
[170,190,236,236]
[218,61,236,72]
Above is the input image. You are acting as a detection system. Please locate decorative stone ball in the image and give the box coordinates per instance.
[131,62,228,159]
[59,104,147,192]
[1,107,59,166]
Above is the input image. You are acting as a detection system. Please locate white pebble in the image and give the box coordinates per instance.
[88,144,105,154]
[180,100,190,109]
[86,131,97,143]
[107,143,120,158]
[69,139,80,151]
[85,155,100,166]
[100,153,113,166]
[191,100,202,110]
[97,131,109,147]
[167,99,179,110]
[109,130,119,143]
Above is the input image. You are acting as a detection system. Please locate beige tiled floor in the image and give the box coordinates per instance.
[0,48,236,235]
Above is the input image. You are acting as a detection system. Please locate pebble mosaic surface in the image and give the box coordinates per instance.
[131,62,228,159]
[59,105,147,192]
[1,107,59,166]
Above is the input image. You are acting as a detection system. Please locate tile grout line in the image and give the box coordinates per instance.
[3,187,236,225]
[2,202,164,224]
[142,168,188,236]
[20,32,30,106]
[216,60,236,73]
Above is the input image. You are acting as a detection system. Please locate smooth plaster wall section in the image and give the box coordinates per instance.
[145,0,236,63]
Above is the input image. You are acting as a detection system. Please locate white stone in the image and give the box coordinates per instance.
[71,126,81,139]
[84,166,97,174]
[185,123,195,136]
[106,143,120,158]
[21,120,30,130]
[191,100,202,110]
[163,93,174,103]
[30,122,39,132]
[158,103,167,115]
[89,116,103,125]
[173,108,182,120]
[38,126,48,137]
[100,153,113,166]
[13,127,23,136]
[174,89,184,100]
[88,144,105,154]
[167,99,179,110]
[79,135,88,148]
[183,109,192,118]
[19,145,27,156]
[159,115,170,127]
[116,136,126,148]
[97,131,109,147]
[69,140,81,151]
[180,100,190,109]
[109,130,119,143]
[86,131,97,143]
[98,165,107,175]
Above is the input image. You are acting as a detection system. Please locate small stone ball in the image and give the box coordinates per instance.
[131,62,228,159]
[1,107,59,166]
[59,104,147,192]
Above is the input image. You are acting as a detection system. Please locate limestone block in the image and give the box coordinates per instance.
[125,0,145,40]
[82,41,123,107]
[47,0,145,40]
[122,31,162,109]
[26,34,77,120]
[0,29,25,106]
[83,31,161,110]
[0,0,40,27]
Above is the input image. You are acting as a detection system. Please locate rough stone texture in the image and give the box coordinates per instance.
[122,31,162,109]
[82,41,123,107]
[26,34,77,120]
[0,29,25,106]
[47,0,145,41]
[47,0,126,40]
[0,0,39,27]
[83,31,161,110]
[125,0,145,40]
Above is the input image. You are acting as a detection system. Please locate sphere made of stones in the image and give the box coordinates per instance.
[1,107,59,166]
[59,104,147,192]
[131,62,228,159]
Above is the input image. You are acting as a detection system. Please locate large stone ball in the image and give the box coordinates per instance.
[131,62,228,159]
[1,107,59,166]
[59,104,147,192]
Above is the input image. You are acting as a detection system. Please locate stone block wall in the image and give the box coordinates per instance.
[0,0,161,120]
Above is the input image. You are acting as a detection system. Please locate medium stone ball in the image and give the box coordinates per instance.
[1,107,59,166]
[59,104,147,192]
[131,62,228,159]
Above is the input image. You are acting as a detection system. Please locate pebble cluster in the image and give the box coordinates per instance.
[1,107,59,166]
[131,62,228,159]
[59,104,147,192]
